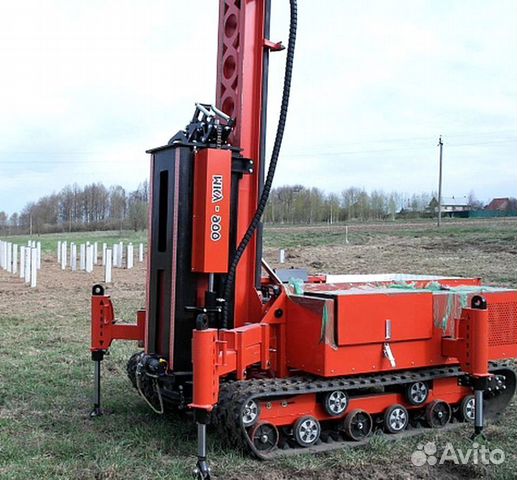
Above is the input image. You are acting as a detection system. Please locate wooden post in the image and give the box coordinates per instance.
[437,136,443,228]
[279,249,285,264]
[93,242,98,265]
[139,243,144,262]
[57,240,62,263]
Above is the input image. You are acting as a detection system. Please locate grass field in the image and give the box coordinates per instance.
[1,218,516,479]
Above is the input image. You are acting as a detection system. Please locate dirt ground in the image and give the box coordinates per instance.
[0,218,516,479]
[263,219,517,287]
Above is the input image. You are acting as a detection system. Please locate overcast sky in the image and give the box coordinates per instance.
[0,0,515,215]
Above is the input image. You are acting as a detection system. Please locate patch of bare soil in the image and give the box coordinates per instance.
[0,255,146,320]
[264,231,517,287]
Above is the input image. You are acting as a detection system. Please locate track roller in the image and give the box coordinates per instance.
[323,390,349,416]
[425,400,451,428]
[293,416,321,447]
[459,394,475,423]
[383,404,409,434]
[342,409,373,441]
[250,422,279,453]
[405,381,429,405]
[242,399,260,427]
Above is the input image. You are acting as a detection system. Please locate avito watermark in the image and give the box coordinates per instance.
[411,441,505,466]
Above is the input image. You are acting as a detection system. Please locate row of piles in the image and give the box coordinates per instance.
[0,240,41,287]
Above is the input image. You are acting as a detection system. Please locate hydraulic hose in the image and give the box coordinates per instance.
[222,0,297,326]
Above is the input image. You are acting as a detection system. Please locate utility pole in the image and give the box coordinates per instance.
[437,136,443,227]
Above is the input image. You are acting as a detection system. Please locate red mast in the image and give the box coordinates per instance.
[216,0,276,326]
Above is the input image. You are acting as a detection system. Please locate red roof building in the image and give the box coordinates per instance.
[486,198,512,211]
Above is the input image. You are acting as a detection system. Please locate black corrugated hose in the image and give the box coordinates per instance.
[222,0,297,327]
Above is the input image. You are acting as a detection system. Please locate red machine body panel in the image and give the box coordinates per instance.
[191,148,232,273]
[286,279,517,378]
[334,289,433,346]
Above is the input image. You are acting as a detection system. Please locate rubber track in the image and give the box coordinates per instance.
[213,361,516,459]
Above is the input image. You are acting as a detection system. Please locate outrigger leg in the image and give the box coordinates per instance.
[193,411,211,480]
[90,350,105,417]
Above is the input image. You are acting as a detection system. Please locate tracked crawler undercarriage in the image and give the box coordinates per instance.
[127,354,516,459]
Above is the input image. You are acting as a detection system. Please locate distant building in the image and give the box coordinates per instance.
[427,196,471,217]
[485,197,514,211]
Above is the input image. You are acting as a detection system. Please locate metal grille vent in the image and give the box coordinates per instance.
[489,302,517,346]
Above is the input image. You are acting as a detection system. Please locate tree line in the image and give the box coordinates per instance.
[0,181,149,235]
[1,181,497,235]
[263,185,435,224]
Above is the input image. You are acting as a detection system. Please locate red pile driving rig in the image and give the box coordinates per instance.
[89,1,517,478]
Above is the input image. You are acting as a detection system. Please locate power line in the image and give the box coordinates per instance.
[0,131,515,164]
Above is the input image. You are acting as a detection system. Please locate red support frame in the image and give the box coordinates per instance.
[91,292,145,352]
[190,287,288,410]
[442,304,490,377]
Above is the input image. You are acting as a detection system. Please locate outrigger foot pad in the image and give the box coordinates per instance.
[194,459,211,480]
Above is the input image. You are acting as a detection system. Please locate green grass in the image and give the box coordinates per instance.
[0,230,147,254]
[264,218,517,248]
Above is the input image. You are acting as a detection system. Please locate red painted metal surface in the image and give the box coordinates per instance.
[258,377,469,427]
[443,306,490,377]
[216,0,268,326]
[335,291,433,346]
[89,0,517,424]
[191,148,232,273]
[91,294,145,352]
[190,329,218,410]
[285,289,517,378]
